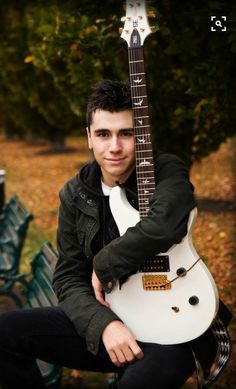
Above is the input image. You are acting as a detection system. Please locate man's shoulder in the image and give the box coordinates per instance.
[58,160,100,206]
[59,174,81,204]
[155,151,187,168]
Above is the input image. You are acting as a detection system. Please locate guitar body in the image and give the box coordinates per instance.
[107,186,219,344]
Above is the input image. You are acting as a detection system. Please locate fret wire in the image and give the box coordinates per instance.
[136,176,154,180]
[130,72,145,75]
[134,131,150,134]
[137,181,155,183]
[137,171,156,177]
[129,59,144,63]
[137,182,155,185]
[135,135,151,138]
[136,156,153,159]
[137,187,155,189]
[136,149,153,153]
[135,126,150,130]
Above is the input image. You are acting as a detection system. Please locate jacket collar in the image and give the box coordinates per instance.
[78,159,137,198]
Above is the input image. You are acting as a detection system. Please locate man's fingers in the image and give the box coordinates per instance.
[109,350,124,367]
[94,290,110,307]
[129,343,144,360]
[123,345,136,363]
[92,270,110,307]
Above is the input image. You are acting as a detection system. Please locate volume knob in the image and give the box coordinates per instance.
[188,296,199,305]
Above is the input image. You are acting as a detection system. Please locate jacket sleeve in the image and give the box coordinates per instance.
[93,153,197,289]
[52,184,121,355]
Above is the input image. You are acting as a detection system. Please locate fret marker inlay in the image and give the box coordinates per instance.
[134,98,144,106]
[134,77,143,83]
[137,137,145,143]
[139,159,150,166]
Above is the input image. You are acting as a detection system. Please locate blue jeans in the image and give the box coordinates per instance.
[0,306,195,389]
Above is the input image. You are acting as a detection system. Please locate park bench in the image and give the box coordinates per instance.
[0,240,118,388]
[0,195,33,305]
[0,241,62,388]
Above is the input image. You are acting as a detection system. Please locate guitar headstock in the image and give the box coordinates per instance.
[120,0,157,47]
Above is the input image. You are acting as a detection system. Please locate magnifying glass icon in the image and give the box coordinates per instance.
[216,20,222,28]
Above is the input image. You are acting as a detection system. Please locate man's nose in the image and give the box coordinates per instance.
[109,136,122,152]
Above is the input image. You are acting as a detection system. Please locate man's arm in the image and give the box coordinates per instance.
[52,183,121,355]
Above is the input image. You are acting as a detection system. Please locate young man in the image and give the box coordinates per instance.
[0,80,230,389]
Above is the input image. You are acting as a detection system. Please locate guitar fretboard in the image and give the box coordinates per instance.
[128,46,156,218]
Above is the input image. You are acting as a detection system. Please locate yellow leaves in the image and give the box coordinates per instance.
[70,43,78,53]
[24,55,35,63]
[70,44,83,61]
[194,98,208,114]
[219,231,227,238]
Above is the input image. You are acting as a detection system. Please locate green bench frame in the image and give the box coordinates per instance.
[0,242,62,388]
[0,195,33,305]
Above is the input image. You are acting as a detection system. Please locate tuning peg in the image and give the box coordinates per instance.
[119,27,124,34]
[121,16,126,22]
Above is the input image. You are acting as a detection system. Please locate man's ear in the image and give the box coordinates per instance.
[86,127,92,150]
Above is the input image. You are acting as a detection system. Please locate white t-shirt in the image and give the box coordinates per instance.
[101,180,113,196]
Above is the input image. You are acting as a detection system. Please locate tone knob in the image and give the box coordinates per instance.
[176,267,187,277]
[188,296,199,305]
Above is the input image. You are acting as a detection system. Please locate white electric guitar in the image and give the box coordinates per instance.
[106,0,219,344]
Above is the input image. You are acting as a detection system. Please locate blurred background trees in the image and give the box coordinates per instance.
[0,0,235,164]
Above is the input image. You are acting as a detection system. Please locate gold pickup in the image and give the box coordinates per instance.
[142,275,171,291]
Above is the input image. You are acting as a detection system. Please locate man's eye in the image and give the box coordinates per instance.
[122,131,134,137]
[97,132,108,137]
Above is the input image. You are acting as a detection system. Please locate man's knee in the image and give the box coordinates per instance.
[0,310,23,349]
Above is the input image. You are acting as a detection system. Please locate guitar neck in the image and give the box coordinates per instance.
[128,46,156,218]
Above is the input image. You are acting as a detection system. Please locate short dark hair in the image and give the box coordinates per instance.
[86,79,132,129]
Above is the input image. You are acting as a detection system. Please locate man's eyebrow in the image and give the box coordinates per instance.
[94,128,134,133]
[121,128,134,132]
[94,129,109,133]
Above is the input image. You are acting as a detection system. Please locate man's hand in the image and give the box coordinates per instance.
[91,270,110,307]
[102,320,144,367]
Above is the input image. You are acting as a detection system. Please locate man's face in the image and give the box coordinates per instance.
[87,109,135,187]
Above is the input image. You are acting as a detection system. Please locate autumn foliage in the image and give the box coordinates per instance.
[0,0,235,165]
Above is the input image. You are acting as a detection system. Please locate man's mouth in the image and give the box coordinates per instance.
[106,157,126,163]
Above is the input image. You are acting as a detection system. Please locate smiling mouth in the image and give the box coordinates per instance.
[106,158,125,162]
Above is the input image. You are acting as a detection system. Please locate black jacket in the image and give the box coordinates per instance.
[53,152,198,355]
[53,152,233,380]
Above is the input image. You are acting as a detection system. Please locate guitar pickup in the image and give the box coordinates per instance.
[140,255,170,272]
